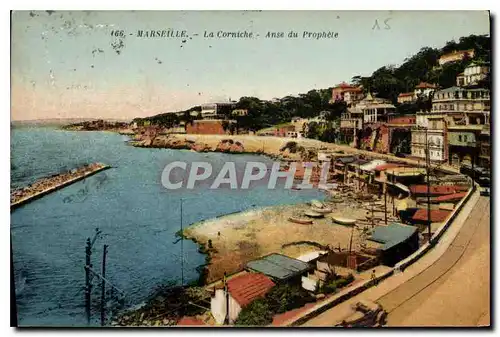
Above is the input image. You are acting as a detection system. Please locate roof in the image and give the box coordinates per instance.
[348,159,370,166]
[336,156,357,164]
[177,316,206,326]
[334,82,362,91]
[409,185,462,195]
[246,253,313,281]
[227,273,275,307]
[436,86,464,93]
[412,209,451,223]
[374,163,405,172]
[360,160,386,172]
[434,192,468,202]
[368,223,418,251]
[398,92,415,97]
[415,82,437,89]
[296,251,328,262]
[385,167,426,177]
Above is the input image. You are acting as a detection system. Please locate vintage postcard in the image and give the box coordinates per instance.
[10,10,491,327]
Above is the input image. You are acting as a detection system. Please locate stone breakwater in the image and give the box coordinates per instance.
[11,162,111,210]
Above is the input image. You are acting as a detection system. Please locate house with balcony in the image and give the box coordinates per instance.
[456,62,490,87]
[340,93,395,150]
[414,86,490,167]
[438,49,475,66]
[411,113,447,162]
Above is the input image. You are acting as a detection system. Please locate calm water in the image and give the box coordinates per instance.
[10,127,325,327]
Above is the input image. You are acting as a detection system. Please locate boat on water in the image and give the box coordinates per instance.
[310,206,332,214]
[331,216,356,226]
[288,217,313,225]
[291,185,302,190]
[304,211,324,218]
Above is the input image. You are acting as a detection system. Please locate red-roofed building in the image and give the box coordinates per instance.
[177,316,206,326]
[331,82,364,105]
[409,184,464,196]
[210,273,275,325]
[397,92,415,104]
[412,209,451,223]
[414,82,438,98]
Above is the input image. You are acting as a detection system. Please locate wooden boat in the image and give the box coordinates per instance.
[288,217,313,225]
[291,185,302,190]
[310,206,332,214]
[304,211,324,218]
[332,216,356,226]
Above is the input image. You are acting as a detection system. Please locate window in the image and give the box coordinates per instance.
[464,135,468,142]
[459,135,462,142]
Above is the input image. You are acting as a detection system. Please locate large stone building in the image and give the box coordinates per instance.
[411,86,490,167]
[456,62,490,87]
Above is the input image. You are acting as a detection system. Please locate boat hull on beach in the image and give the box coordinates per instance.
[288,217,313,225]
[331,216,356,226]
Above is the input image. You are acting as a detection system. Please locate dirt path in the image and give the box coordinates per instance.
[382,196,490,327]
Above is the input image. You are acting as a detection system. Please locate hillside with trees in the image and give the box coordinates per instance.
[135,34,490,136]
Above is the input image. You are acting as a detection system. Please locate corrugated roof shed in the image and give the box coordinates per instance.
[246,254,313,281]
[412,209,451,223]
[368,223,418,251]
[336,156,357,164]
[227,273,275,307]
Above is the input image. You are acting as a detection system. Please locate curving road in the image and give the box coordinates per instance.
[381,196,490,327]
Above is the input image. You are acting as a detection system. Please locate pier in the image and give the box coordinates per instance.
[11,163,111,211]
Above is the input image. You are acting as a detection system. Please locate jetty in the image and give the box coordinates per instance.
[11,162,111,210]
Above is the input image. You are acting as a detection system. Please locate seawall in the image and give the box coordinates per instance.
[11,163,111,211]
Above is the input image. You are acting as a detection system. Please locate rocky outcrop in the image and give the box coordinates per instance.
[215,139,245,153]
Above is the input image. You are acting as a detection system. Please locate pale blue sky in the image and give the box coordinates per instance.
[11,10,490,120]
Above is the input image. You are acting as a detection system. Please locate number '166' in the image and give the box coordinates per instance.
[111,30,125,37]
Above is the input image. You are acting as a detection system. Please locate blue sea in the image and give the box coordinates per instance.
[10,127,325,327]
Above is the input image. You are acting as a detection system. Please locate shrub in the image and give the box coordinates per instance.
[280,141,298,153]
[207,239,213,249]
[265,284,316,314]
[235,299,273,326]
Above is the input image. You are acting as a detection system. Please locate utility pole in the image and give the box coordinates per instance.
[100,245,108,326]
[180,198,184,286]
[425,128,432,239]
[84,238,92,325]
[384,182,388,225]
[223,272,229,325]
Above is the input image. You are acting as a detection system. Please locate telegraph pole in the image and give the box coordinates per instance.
[384,182,388,225]
[84,238,92,325]
[425,128,432,239]
[180,198,184,286]
[100,245,108,326]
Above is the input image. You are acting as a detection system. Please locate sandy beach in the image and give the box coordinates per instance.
[183,193,400,284]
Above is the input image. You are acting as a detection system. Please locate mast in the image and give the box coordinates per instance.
[180,198,184,286]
